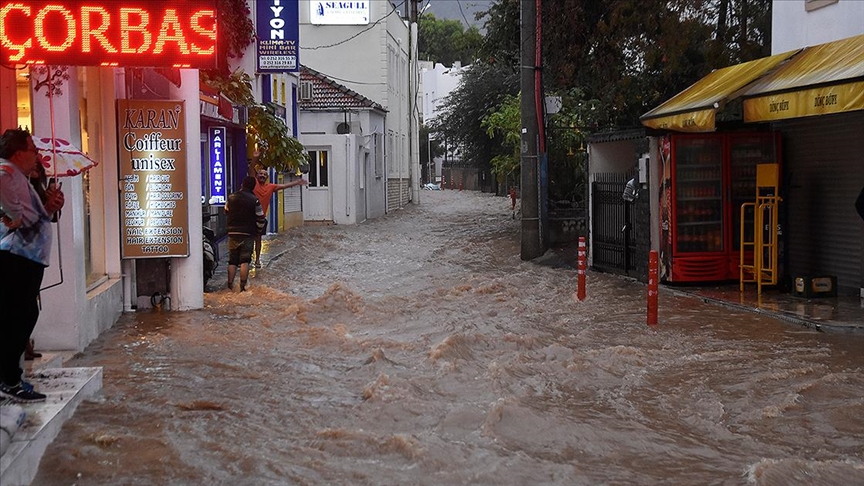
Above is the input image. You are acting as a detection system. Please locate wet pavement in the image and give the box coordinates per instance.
[676,285,863,334]
[28,189,864,485]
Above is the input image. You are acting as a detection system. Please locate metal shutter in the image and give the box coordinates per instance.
[777,112,864,295]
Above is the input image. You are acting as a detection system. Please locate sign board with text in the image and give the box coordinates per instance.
[310,1,369,25]
[208,126,227,206]
[256,0,299,72]
[0,1,218,68]
[118,99,190,258]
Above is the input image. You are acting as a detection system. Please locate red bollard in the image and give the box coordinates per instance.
[509,187,517,210]
[647,250,658,325]
[576,237,586,301]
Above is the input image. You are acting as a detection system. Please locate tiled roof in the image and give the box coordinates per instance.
[298,65,386,112]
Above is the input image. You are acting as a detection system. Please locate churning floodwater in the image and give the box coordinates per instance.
[35,190,864,485]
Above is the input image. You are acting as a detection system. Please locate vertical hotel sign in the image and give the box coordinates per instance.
[208,126,226,205]
[118,99,189,258]
[256,0,299,72]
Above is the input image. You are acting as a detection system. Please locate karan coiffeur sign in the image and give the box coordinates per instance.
[118,99,189,259]
[0,0,217,68]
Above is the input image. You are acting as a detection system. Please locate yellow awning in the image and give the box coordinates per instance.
[743,34,864,122]
[640,51,797,132]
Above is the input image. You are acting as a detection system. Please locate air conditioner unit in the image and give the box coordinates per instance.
[335,121,360,134]
[299,81,313,101]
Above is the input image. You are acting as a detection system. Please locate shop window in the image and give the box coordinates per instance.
[16,67,32,130]
[79,67,107,287]
[307,150,329,188]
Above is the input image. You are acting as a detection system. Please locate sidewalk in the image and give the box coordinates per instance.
[669,284,864,333]
[1,355,101,486]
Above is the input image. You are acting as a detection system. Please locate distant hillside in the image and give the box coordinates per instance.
[425,0,492,30]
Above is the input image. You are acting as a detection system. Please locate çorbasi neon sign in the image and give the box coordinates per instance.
[0,1,217,68]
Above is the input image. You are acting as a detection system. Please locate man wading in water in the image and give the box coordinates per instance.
[225,176,265,291]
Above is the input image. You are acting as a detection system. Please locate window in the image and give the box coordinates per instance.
[307,150,329,187]
[374,133,382,177]
[78,67,107,287]
[299,80,313,101]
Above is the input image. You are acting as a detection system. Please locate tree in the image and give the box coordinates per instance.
[430,0,520,183]
[200,0,307,173]
[481,93,521,182]
[418,13,483,66]
[540,0,772,127]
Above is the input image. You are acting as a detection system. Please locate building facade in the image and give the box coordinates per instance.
[299,0,418,211]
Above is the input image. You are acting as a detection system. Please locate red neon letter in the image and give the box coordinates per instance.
[35,5,75,53]
[120,8,151,54]
[190,9,216,55]
[0,4,32,62]
[81,6,117,53]
[153,9,189,54]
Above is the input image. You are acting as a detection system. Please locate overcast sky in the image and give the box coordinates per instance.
[424,0,492,30]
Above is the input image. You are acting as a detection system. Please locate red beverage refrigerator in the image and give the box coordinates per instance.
[658,132,781,282]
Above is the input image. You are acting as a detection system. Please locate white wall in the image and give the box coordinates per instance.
[421,62,465,123]
[299,0,414,202]
[772,1,864,53]
[30,67,124,352]
[299,107,387,223]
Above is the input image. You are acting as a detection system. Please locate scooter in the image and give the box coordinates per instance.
[203,225,218,284]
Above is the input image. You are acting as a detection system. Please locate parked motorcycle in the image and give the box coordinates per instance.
[203,225,218,285]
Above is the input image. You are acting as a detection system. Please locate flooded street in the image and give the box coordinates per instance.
[35,190,864,485]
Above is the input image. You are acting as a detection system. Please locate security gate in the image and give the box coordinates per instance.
[592,172,641,277]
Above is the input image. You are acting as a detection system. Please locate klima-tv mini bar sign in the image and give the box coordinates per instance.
[0,1,218,68]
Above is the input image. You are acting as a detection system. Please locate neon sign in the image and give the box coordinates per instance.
[0,1,217,68]
[208,126,226,206]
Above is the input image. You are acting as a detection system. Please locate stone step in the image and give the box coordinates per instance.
[23,352,64,373]
[1,367,103,486]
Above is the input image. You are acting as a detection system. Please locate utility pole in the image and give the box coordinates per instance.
[408,0,421,203]
[520,0,543,259]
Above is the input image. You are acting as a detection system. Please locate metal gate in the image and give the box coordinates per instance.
[592,172,636,275]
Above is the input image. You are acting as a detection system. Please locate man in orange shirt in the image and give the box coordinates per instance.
[251,167,307,268]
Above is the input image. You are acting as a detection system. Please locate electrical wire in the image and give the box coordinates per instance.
[302,0,406,51]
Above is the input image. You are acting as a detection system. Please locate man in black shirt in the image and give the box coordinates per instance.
[225,176,265,291]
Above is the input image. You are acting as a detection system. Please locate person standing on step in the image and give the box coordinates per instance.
[225,176,266,292]
[249,161,307,268]
[0,129,64,403]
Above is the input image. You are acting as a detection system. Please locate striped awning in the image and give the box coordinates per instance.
[640,51,797,132]
[743,34,864,122]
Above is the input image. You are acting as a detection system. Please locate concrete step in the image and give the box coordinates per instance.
[1,367,103,486]
[23,352,64,373]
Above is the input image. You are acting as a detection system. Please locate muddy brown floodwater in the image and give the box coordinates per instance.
[35,190,864,485]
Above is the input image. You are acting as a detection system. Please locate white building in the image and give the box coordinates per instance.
[298,66,388,224]
[421,61,467,180]
[299,0,419,210]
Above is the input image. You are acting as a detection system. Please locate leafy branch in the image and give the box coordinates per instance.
[201,69,308,173]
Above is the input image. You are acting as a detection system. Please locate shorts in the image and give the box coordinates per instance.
[258,223,267,236]
[227,235,254,265]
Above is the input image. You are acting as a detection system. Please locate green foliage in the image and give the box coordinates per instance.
[544,90,600,203]
[540,0,772,127]
[430,0,520,176]
[481,93,521,181]
[201,70,308,173]
[418,13,482,66]
[219,0,256,61]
